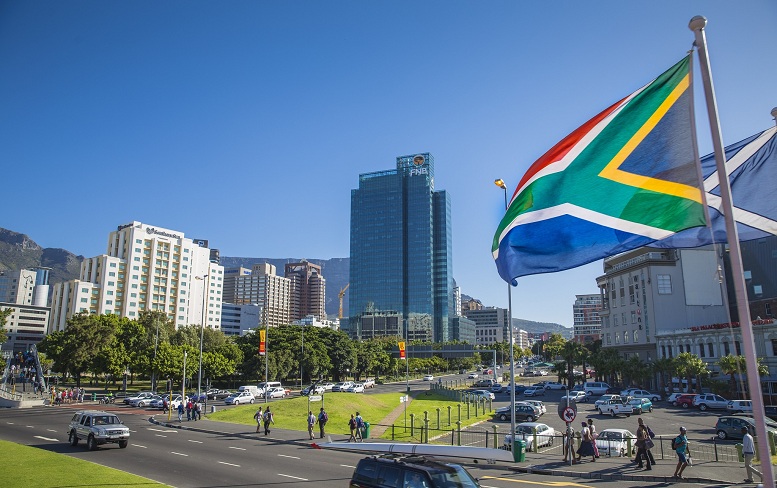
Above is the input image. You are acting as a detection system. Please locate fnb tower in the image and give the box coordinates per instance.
[349,153,454,343]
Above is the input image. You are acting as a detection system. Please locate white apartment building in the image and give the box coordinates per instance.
[232,263,291,328]
[0,268,52,353]
[572,293,602,344]
[49,221,223,332]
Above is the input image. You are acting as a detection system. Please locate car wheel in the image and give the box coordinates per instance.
[69,430,78,446]
[119,440,128,449]
[699,404,708,411]
[648,406,653,412]
[598,408,603,415]
[626,413,631,417]
[87,435,97,451]
[499,414,508,421]
[682,403,689,409]
[611,410,616,417]
[547,436,554,446]
[249,399,254,404]
[527,415,534,422]
[619,448,625,457]
[673,401,678,406]
[717,430,728,440]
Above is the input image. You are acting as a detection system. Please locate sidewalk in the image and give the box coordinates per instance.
[148,413,752,485]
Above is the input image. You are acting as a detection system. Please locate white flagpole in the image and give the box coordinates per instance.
[690,16,774,485]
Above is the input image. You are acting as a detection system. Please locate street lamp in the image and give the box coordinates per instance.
[495,178,517,445]
[123,365,130,397]
[195,274,208,399]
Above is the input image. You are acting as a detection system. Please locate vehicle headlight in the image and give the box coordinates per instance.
[97,428,107,436]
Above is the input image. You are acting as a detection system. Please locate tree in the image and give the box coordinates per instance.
[542,333,566,361]
[560,341,588,389]
[0,307,11,344]
[675,352,708,393]
[652,357,676,394]
[717,354,768,399]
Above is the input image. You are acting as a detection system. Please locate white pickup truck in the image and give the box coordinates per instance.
[598,398,633,417]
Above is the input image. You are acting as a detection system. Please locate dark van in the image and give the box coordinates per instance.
[350,456,480,488]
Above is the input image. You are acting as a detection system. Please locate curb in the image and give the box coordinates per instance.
[509,464,731,485]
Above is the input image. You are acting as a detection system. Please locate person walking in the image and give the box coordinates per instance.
[262,406,274,435]
[672,426,690,480]
[741,426,763,483]
[317,407,328,439]
[354,412,365,442]
[562,426,576,463]
[253,406,264,433]
[186,399,192,421]
[587,418,599,458]
[575,421,596,463]
[194,401,202,421]
[348,414,358,442]
[307,411,316,440]
[635,418,652,470]
[177,402,184,422]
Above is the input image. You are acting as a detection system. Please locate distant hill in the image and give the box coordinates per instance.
[0,228,84,284]
[512,318,573,338]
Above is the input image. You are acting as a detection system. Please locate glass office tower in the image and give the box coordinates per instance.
[349,153,454,343]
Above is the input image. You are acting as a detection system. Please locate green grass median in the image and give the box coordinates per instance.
[1,439,166,487]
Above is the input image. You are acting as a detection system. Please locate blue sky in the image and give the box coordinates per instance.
[1,1,774,327]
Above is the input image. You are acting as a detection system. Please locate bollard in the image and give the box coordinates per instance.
[626,436,632,457]
[467,400,471,419]
[456,421,462,446]
[769,431,777,455]
[659,435,664,459]
[424,417,429,444]
[533,426,539,452]
[410,413,415,437]
[447,405,451,426]
[475,399,479,417]
[210,405,216,413]
[391,423,395,441]
[488,398,492,412]
[457,403,462,422]
[436,408,441,430]
[492,424,499,449]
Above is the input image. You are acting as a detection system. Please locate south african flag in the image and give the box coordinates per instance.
[493,56,707,283]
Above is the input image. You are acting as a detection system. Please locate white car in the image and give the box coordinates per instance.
[543,381,567,390]
[124,391,156,405]
[266,387,287,399]
[560,391,588,403]
[332,382,354,392]
[666,393,684,405]
[467,373,478,379]
[362,378,376,388]
[152,394,182,410]
[225,391,255,405]
[519,399,546,414]
[471,390,495,401]
[620,389,661,402]
[523,387,545,397]
[131,394,162,408]
[347,383,365,393]
[423,375,434,381]
[595,428,636,457]
[504,422,556,451]
[301,385,325,396]
[320,382,335,391]
[594,394,623,409]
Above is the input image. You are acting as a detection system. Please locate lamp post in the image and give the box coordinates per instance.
[195,274,208,399]
[495,178,517,444]
[151,315,160,392]
[123,365,130,398]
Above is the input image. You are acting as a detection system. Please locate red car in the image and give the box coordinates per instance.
[675,394,698,409]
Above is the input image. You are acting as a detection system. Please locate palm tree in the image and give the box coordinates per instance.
[652,357,676,394]
[675,352,708,393]
[717,354,769,399]
[560,341,589,389]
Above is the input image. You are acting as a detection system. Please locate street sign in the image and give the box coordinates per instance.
[308,395,322,402]
[400,395,408,403]
[557,399,577,418]
[561,406,577,423]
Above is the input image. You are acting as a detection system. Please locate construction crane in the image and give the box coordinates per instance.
[338,283,350,319]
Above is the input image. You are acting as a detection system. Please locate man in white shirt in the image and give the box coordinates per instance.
[741,426,762,483]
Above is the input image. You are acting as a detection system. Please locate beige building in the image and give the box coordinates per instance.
[232,263,291,327]
[285,260,326,321]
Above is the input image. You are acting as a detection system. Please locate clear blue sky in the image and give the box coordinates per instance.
[1,1,774,327]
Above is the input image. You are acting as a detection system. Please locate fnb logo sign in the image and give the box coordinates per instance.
[409,167,428,176]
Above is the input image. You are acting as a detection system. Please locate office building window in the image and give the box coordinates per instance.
[657,275,672,294]
[708,343,714,357]
[699,344,705,357]
[723,342,730,355]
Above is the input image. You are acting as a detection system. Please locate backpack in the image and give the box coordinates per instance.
[321,412,328,423]
[672,436,681,450]
[263,411,272,422]
[356,417,364,429]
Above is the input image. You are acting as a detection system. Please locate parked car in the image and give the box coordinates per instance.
[595,428,636,457]
[470,389,495,401]
[474,379,498,388]
[493,404,542,422]
[560,391,588,403]
[504,422,556,451]
[350,454,480,488]
[583,382,611,396]
[491,383,503,393]
[320,382,335,391]
[715,415,777,440]
[523,387,545,397]
[520,399,546,414]
[726,399,753,414]
[422,374,434,381]
[598,398,632,417]
[225,391,255,405]
[266,386,288,398]
[467,373,479,379]
[332,382,354,392]
[301,385,325,396]
[765,405,777,421]
[362,378,376,388]
[594,394,623,409]
[131,394,162,408]
[694,393,729,411]
[347,383,365,393]
[124,391,156,405]
[620,389,661,402]
[675,393,698,409]
[666,393,684,405]
[68,410,130,450]
[628,397,653,414]
[543,381,567,390]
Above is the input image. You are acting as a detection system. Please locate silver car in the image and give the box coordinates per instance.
[68,410,130,450]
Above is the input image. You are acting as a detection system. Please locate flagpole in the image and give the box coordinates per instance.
[690,16,774,485]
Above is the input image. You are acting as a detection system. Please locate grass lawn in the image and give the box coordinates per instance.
[206,391,494,441]
[1,440,166,487]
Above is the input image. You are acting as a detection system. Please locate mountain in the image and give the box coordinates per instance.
[0,228,84,284]
[511,318,573,338]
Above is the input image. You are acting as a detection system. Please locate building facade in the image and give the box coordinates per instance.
[464,307,509,346]
[597,246,729,362]
[232,263,291,328]
[285,260,326,321]
[572,293,602,344]
[348,153,454,342]
[49,221,223,332]
[220,303,261,337]
[449,316,476,344]
[0,268,52,353]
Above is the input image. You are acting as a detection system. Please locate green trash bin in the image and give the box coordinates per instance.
[513,439,526,462]
[362,422,371,439]
[92,393,96,402]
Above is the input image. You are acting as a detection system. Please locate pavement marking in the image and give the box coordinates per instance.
[278,474,308,481]
[229,446,246,451]
[47,429,57,432]
[155,434,168,438]
[33,436,59,442]
[218,461,241,468]
[148,428,178,433]
[340,464,356,469]
[171,452,188,457]
[277,454,299,459]
[26,425,34,428]
[6,422,14,424]
[480,476,595,488]
[132,444,147,448]
[188,440,203,444]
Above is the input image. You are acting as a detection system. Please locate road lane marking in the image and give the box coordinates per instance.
[340,464,356,468]
[171,452,188,457]
[278,474,308,481]
[148,428,178,433]
[155,434,167,438]
[26,425,34,428]
[277,454,299,459]
[6,422,14,425]
[228,446,246,451]
[132,444,147,448]
[47,429,57,432]
[33,436,58,442]
[218,461,241,467]
[188,440,203,443]
[479,476,595,487]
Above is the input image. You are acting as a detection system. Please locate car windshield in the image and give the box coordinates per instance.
[598,431,624,440]
[428,464,480,488]
[515,426,535,434]
[93,415,120,425]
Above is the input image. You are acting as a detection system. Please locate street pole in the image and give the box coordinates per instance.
[197,274,207,399]
[152,315,160,392]
[264,319,269,404]
[182,350,187,401]
[496,178,518,448]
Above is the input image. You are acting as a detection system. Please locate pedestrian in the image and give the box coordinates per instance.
[562,426,576,463]
[741,426,762,483]
[186,399,192,421]
[635,418,652,470]
[253,406,263,433]
[348,414,358,442]
[194,401,202,421]
[587,418,599,458]
[672,426,690,480]
[354,412,364,442]
[177,402,184,422]
[262,407,274,435]
[576,421,596,462]
[317,407,328,438]
[307,411,316,440]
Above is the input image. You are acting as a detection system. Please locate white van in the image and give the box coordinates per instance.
[238,385,261,398]
[583,382,611,396]
[257,382,282,396]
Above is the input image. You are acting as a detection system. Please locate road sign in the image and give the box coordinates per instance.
[308,395,322,402]
[561,406,577,423]
[400,395,408,403]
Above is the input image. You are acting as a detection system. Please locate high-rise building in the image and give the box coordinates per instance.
[0,268,51,353]
[233,263,290,327]
[572,294,602,344]
[220,303,261,336]
[348,153,454,342]
[222,266,252,304]
[464,307,509,346]
[49,221,223,332]
[285,260,326,321]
